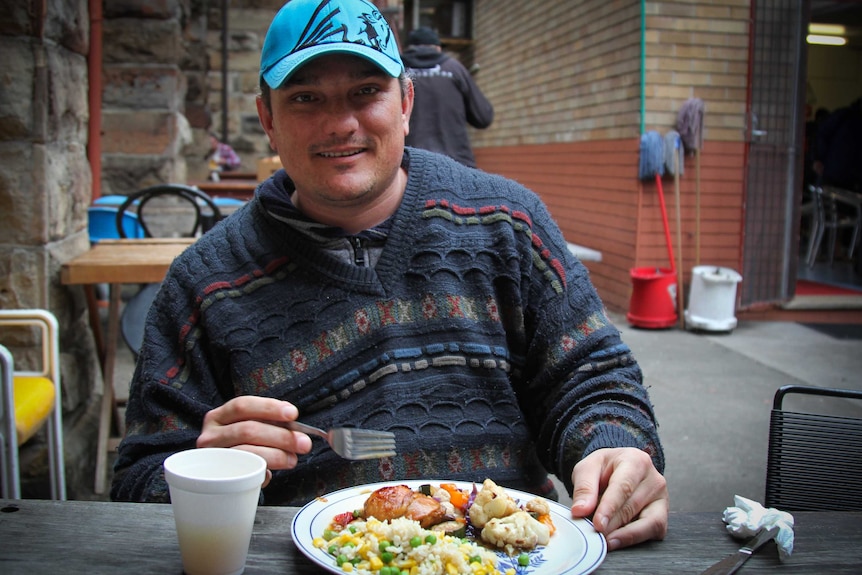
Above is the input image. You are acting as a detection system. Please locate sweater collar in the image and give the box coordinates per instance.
[256,151,415,241]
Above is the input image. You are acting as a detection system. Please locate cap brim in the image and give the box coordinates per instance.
[262,43,403,89]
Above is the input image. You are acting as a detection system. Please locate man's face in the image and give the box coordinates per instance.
[257,54,413,214]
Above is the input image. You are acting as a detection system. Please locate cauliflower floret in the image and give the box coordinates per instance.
[525,497,549,516]
[468,479,519,528]
[481,510,551,551]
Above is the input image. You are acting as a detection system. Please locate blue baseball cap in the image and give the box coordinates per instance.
[260,0,404,89]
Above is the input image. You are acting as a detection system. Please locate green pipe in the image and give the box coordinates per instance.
[640,0,645,135]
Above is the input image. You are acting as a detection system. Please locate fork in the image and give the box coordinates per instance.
[283,421,396,460]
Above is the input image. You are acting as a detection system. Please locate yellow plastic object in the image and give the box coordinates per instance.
[13,375,56,445]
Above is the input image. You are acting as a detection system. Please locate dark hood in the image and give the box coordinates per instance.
[401,46,448,69]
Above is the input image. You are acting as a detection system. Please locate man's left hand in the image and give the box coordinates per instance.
[569,447,668,551]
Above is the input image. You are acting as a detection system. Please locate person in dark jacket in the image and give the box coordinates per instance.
[402,27,494,167]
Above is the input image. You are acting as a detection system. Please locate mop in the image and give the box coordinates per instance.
[664,130,685,329]
[677,98,704,264]
[638,131,675,274]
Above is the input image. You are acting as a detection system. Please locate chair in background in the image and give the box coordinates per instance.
[115,184,223,239]
[805,185,861,268]
[87,206,145,244]
[0,309,66,500]
[115,185,223,359]
[765,384,862,511]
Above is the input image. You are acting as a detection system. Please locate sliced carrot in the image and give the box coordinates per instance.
[537,513,556,536]
[440,483,469,509]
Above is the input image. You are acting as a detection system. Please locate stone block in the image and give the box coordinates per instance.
[0,39,35,140]
[101,153,182,195]
[44,0,89,55]
[102,64,185,110]
[105,0,185,20]
[101,110,185,155]
[46,45,90,142]
[103,17,183,65]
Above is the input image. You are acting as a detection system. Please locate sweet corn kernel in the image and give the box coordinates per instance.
[341,562,354,573]
[445,563,458,575]
[312,537,327,548]
[369,556,383,570]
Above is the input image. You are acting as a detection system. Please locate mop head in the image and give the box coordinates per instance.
[664,130,684,176]
[639,131,665,180]
[677,98,704,152]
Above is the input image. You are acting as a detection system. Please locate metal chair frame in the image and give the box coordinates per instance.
[115,184,223,238]
[805,185,861,267]
[765,384,862,511]
[0,309,66,500]
[114,185,222,358]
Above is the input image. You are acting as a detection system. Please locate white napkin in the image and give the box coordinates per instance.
[722,495,794,561]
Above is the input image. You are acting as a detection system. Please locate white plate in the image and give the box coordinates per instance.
[292,479,607,575]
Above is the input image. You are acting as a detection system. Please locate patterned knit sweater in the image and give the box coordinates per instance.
[111,148,664,505]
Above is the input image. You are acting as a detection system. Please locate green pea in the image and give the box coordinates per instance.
[327,544,339,556]
[378,540,391,553]
[410,536,422,547]
[424,534,437,545]
[323,529,337,540]
[470,555,482,563]
[348,525,357,533]
[381,551,394,564]
[518,552,530,566]
[336,554,348,566]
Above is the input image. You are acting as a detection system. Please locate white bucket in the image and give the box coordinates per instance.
[685,265,743,332]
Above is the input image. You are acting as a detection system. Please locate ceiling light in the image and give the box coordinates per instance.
[807,34,848,46]
[808,23,846,36]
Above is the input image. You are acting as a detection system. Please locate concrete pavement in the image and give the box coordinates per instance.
[609,311,862,512]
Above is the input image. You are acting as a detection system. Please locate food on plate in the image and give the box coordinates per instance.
[314,479,556,574]
[363,484,447,528]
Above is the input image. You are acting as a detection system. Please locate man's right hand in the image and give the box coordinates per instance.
[197,396,313,486]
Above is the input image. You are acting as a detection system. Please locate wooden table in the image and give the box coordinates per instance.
[0,499,859,573]
[61,238,195,495]
[192,178,258,201]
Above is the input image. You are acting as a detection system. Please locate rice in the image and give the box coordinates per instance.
[313,516,506,575]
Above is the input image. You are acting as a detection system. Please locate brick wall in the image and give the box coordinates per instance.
[471,0,751,312]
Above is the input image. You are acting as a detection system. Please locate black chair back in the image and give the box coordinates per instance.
[115,184,222,238]
[765,384,862,511]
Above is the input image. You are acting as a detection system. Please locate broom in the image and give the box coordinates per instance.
[665,130,685,329]
[638,131,675,274]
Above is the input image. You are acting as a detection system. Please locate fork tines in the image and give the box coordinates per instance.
[342,428,396,460]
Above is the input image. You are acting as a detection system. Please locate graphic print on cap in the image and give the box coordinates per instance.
[293,0,394,60]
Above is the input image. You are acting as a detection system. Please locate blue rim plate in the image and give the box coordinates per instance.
[291,479,607,575]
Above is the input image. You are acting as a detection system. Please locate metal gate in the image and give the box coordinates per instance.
[740,0,808,308]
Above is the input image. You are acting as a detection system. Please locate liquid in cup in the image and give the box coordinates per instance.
[164,448,267,575]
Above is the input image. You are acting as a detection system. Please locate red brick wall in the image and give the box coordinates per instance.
[475,139,745,313]
[469,0,750,313]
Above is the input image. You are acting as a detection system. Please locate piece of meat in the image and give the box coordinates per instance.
[363,485,447,528]
[404,492,447,528]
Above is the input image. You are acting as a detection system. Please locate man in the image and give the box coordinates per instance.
[206,131,242,172]
[111,0,668,552]
[402,26,494,167]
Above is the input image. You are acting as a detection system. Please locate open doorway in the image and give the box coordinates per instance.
[799,1,862,295]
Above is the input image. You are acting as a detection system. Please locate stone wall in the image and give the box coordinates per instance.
[100,0,198,195]
[0,0,102,498]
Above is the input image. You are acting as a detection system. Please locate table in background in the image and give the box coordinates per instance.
[60,238,195,495]
[1,499,860,573]
[192,178,258,201]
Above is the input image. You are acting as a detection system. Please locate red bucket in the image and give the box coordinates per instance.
[626,267,677,328]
